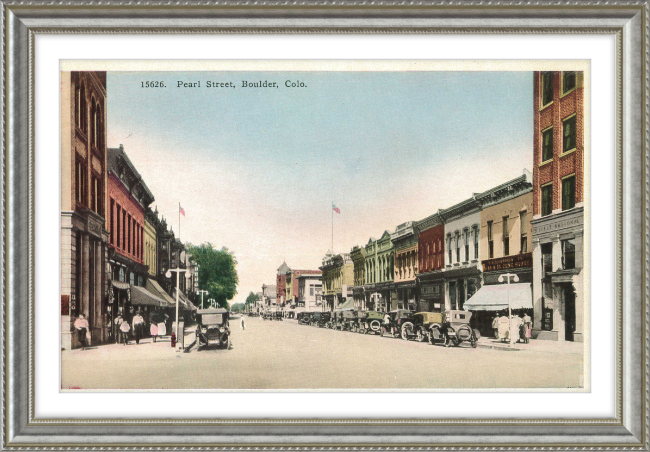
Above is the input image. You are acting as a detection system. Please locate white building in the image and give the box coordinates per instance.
[296,274,323,313]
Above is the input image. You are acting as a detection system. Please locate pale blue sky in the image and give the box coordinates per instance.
[107,71,533,306]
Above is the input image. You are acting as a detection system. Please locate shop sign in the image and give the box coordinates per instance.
[482,253,532,272]
[533,216,582,235]
[420,284,441,296]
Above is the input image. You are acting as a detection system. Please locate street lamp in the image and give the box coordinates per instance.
[166,267,188,350]
[498,272,519,347]
[197,289,209,309]
[208,298,215,309]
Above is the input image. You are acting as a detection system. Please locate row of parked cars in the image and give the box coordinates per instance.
[296,309,480,348]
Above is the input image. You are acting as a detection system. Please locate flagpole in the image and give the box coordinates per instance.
[331,202,334,253]
[178,202,181,242]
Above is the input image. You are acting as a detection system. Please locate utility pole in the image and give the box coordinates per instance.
[166,267,188,350]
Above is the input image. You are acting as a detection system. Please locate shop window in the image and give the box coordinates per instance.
[562,238,576,270]
[541,184,553,216]
[541,242,553,277]
[449,281,457,310]
[542,128,553,162]
[562,176,576,211]
[487,221,494,259]
[563,115,577,153]
[542,71,554,106]
[520,211,528,253]
[502,216,510,256]
[467,279,477,299]
[562,71,576,93]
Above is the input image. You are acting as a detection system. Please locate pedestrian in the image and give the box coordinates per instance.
[523,312,532,343]
[498,313,510,343]
[240,316,245,331]
[120,318,131,345]
[491,315,499,339]
[114,314,124,344]
[150,320,158,343]
[157,315,168,339]
[132,311,145,345]
[74,314,90,350]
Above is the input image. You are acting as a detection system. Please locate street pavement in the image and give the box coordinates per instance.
[61,317,584,390]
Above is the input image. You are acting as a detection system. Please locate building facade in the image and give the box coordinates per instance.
[320,252,354,311]
[391,222,418,311]
[61,71,110,349]
[531,70,585,342]
[415,213,446,313]
[350,245,367,310]
[296,274,324,312]
[144,210,157,278]
[441,198,482,311]
[107,145,154,326]
[276,261,290,306]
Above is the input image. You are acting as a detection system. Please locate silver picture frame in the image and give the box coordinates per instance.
[3,1,647,449]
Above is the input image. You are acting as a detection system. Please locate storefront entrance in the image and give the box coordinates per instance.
[564,285,576,341]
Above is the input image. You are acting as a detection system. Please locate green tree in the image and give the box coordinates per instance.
[187,243,238,310]
[230,303,245,312]
[245,291,258,309]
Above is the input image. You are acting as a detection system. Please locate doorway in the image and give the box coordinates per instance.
[564,285,576,341]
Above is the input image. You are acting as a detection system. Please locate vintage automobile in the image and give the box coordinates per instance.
[404,311,444,342]
[195,308,230,350]
[429,310,479,348]
[359,310,385,334]
[329,311,343,329]
[297,312,310,325]
[381,309,415,339]
[317,311,331,328]
[342,310,359,332]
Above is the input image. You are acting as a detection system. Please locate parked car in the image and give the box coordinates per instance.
[409,311,444,342]
[317,312,331,328]
[381,309,415,339]
[430,310,479,348]
[342,310,359,332]
[360,310,385,334]
[195,308,230,350]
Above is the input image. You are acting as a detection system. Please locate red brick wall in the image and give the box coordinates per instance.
[533,71,584,215]
[276,274,286,304]
[108,173,145,264]
[418,224,445,273]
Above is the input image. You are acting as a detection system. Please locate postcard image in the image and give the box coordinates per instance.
[60,61,588,391]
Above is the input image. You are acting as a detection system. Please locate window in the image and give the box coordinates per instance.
[487,221,494,259]
[110,199,115,245]
[563,115,577,153]
[90,174,102,216]
[562,238,576,270]
[542,128,553,162]
[310,285,314,296]
[541,184,553,216]
[75,159,86,207]
[464,231,469,263]
[562,175,576,211]
[541,243,553,277]
[447,236,452,264]
[474,228,479,259]
[455,232,460,263]
[542,71,554,106]
[562,71,576,93]
[116,205,121,248]
[502,216,510,256]
[520,211,528,253]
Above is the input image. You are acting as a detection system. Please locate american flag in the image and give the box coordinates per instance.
[179,205,185,216]
[332,204,340,214]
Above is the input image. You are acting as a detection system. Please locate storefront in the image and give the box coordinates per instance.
[394,281,417,311]
[417,275,444,313]
[531,207,584,342]
[442,266,482,312]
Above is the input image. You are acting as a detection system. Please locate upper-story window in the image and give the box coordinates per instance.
[455,232,460,263]
[75,81,87,134]
[463,230,469,263]
[563,115,577,153]
[447,235,452,265]
[473,227,479,260]
[541,72,554,106]
[562,71,576,94]
[487,221,494,259]
[562,238,576,269]
[562,175,576,211]
[520,211,528,253]
[542,128,553,162]
[502,216,510,256]
[541,184,553,217]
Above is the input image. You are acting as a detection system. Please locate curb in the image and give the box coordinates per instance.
[477,343,521,351]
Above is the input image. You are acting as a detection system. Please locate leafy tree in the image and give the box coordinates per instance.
[230,303,245,312]
[187,243,238,310]
[245,291,258,308]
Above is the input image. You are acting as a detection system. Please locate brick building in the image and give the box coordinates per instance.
[60,71,110,350]
[276,261,290,306]
[107,145,154,324]
[531,71,585,342]
[415,213,445,312]
[391,221,418,311]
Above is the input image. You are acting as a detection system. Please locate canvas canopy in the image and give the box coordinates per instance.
[335,297,355,311]
[464,283,533,311]
[130,285,168,307]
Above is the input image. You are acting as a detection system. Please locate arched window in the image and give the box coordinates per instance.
[90,97,97,147]
[95,102,103,150]
[80,84,87,133]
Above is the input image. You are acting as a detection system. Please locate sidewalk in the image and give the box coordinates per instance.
[477,336,584,354]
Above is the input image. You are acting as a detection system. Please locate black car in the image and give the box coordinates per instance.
[195,308,230,350]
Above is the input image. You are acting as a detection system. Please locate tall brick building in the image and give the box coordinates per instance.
[531,71,585,342]
[61,71,110,349]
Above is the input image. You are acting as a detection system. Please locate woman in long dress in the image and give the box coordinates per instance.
[157,321,166,337]
[150,322,158,342]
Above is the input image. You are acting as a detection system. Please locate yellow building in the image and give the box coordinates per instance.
[144,215,157,277]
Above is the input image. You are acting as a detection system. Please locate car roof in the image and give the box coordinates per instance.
[197,308,228,314]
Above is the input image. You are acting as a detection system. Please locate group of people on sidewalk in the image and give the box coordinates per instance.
[491,312,532,344]
[73,310,171,350]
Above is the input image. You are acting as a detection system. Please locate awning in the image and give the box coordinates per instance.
[464,283,533,311]
[335,297,355,311]
[146,279,175,307]
[173,288,198,311]
[130,285,168,307]
[111,280,130,290]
